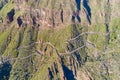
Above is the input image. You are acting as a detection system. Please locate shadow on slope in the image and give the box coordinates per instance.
[0,62,12,80]
[83,0,91,24]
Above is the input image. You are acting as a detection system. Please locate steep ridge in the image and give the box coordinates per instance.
[0,0,120,80]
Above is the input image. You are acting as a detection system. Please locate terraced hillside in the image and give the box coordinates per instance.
[0,0,120,80]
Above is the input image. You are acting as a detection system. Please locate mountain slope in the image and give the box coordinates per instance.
[0,0,120,80]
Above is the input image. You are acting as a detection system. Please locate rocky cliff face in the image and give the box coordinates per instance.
[13,0,120,26]
[0,0,120,80]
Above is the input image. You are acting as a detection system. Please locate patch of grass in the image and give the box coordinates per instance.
[31,47,59,80]
[0,26,13,54]
[109,18,120,46]
[38,26,71,53]
[3,28,19,57]
[88,23,106,50]
[14,10,24,19]
[9,26,38,80]
[0,1,14,18]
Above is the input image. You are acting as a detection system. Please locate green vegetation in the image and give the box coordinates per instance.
[0,0,119,80]
[9,26,38,80]
[0,1,14,18]
[0,26,13,54]
[38,26,71,53]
